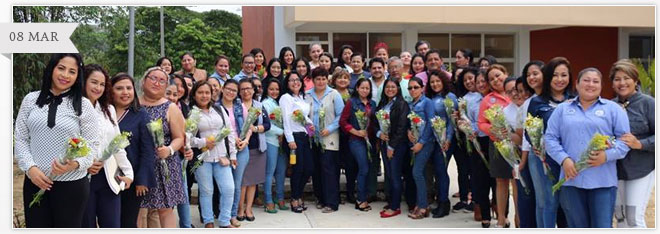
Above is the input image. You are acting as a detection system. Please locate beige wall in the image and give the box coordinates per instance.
[286,6,654,28]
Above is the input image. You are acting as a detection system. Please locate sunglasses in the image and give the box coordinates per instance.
[407,86,421,90]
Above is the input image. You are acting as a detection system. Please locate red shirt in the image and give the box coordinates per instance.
[477,91,510,141]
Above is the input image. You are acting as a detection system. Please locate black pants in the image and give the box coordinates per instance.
[82,172,120,228]
[402,147,417,208]
[339,132,357,200]
[452,136,471,202]
[24,176,89,228]
[315,146,340,210]
[367,138,380,199]
[312,142,324,204]
[288,132,314,200]
[471,136,496,221]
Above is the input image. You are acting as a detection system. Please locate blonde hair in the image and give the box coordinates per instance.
[609,59,639,83]
[486,64,508,81]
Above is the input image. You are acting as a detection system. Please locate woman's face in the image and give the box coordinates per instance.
[488,68,507,93]
[417,43,429,56]
[526,64,543,91]
[85,71,106,104]
[400,52,412,67]
[476,73,490,95]
[160,59,172,74]
[577,71,602,102]
[270,61,282,77]
[408,80,423,99]
[455,51,469,67]
[296,61,308,77]
[504,81,519,105]
[254,53,265,67]
[341,48,353,64]
[463,72,476,92]
[267,82,280,99]
[375,48,389,62]
[222,83,238,101]
[480,60,490,71]
[429,75,444,94]
[165,85,179,103]
[215,58,229,76]
[242,56,256,74]
[309,44,323,62]
[517,82,530,102]
[319,56,332,71]
[357,81,371,99]
[194,84,213,109]
[412,57,425,74]
[181,54,195,71]
[284,51,294,66]
[551,64,570,94]
[184,77,194,91]
[384,81,398,99]
[314,75,328,91]
[239,82,255,101]
[143,70,168,98]
[51,56,79,94]
[253,79,263,96]
[335,74,350,89]
[112,79,134,108]
[288,74,302,94]
[350,56,363,73]
[173,78,185,100]
[612,70,638,99]
[426,52,442,71]
[207,78,221,100]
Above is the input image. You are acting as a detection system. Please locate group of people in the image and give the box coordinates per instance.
[15,39,654,229]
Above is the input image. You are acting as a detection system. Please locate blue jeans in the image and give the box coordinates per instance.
[349,138,370,202]
[195,161,235,226]
[411,141,436,209]
[231,148,250,218]
[264,143,281,204]
[560,186,617,228]
[176,160,192,228]
[433,142,451,203]
[382,142,409,210]
[528,150,564,228]
[516,163,537,228]
[274,147,287,202]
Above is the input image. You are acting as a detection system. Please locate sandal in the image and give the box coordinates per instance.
[355,201,371,212]
[408,208,429,219]
[265,204,278,214]
[321,207,336,213]
[277,200,289,210]
[290,201,304,213]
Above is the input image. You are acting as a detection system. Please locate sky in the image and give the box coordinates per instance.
[186,5,242,16]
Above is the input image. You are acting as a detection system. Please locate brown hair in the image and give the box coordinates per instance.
[609,59,639,84]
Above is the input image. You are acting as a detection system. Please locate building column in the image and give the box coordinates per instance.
[274,6,296,56]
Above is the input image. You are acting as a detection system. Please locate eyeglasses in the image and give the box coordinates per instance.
[505,89,518,96]
[240,87,254,92]
[146,75,167,85]
[243,61,255,65]
[407,86,421,90]
[288,79,301,83]
[223,88,237,94]
[255,85,262,89]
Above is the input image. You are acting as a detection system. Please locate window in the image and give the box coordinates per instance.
[333,33,367,58]
[629,35,655,68]
[419,33,515,74]
[369,33,402,58]
[297,32,403,62]
[418,33,449,57]
[295,33,329,62]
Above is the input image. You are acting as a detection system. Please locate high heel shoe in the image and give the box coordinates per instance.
[481,221,491,228]
[408,208,429,219]
[290,201,303,213]
[355,201,371,212]
[277,200,289,210]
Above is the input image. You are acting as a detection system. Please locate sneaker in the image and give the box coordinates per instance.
[464,202,474,213]
[452,201,468,213]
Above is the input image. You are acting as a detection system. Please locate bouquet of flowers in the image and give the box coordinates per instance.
[484,105,512,141]
[30,137,91,207]
[430,116,448,166]
[147,118,170,182]
[315,108,326,153]
[443,98,461,146]
[355,110,372,161]
[257,66,266,78]
[292,109,314,137]
[375,110,391,153]
[494,140,529,194]
[269,107,283,129]
[524,113,552,180]
[340,92,350,102]
[408,111,424,165]
[99,132,132,162]
[183,107,202,179]
[191,127,233,173]
[457,98,488,168]
[239,107,262,140]
[552,133,615,194]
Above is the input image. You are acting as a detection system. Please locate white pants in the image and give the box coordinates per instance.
[614,170,655,228]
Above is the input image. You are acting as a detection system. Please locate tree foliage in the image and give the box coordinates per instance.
[12,6,242,119]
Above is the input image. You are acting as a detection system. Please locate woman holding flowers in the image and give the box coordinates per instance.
[373,78,411,218]
[330,69,358,204]
[610,60,655,228]
[477,64,512,228]
[189,81,237,228]
[81,64,134,228]
[305,68,345,213]
[218,79,248,227]
[278,47,296,75]
[138,66,188,228]
[261,78,288,212]
[280,71,315,213]
[265,58,284,82]
[15,53,100,227]
[236,79,271,221]
[526,57,574,228]
[339,78,376,212]
[405,76,435,219]
[544,67,630,228]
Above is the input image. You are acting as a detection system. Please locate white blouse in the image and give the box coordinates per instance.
[279,93,312,143]
[94,103,134,186]
[191,107,237,161]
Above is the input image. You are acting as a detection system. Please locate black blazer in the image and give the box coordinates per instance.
[372,97,411,148]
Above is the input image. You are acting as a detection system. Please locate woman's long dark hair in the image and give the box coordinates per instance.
[189,80,214,109]
[425,69,453,98]
[36,53,85,116]
[261,77,282,102]
[171,73,190,103]
[377,78,404,109]
[293,57,311,79]
[455,66,479,97]
[156,56,174,75]
[351,78,372,101]
[409,53,426,75]
[336,45,354,70]
[281,71,305,98]
[521,60,544,95]
[83,64,114,125]
[265,58,284,81]
[278,46,295,70]
[219,79,239,103]
[110,72,141,112]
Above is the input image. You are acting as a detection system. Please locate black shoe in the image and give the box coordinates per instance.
[464,202,474,213]
[432,202,450,218]
[346,196,357,204]
[482,221,491,228]
[452,201,468,213]
[236,216,245,221]
[246,216,255,222]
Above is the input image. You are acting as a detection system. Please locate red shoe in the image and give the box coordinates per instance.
[380,209,401,218]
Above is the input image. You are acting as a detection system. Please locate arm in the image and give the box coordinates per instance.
[222,107,238,160]
[265,102,284,136]
[280,95,295,143]
[605,104,631,162]
[326,92,345,133]
[544,105,570,165]
[477,99,494,140]
[14,93,37,173]
[136,112,156,187]
[259,106,271,132]
[339,99,355,134]
[640,99,655,152]
[76,98,101,172]
[110,107,134,180]
[167,103,186,152]
[418,100,435,144]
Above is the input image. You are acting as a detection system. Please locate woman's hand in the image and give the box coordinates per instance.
[561,158,578,180]
[183,148,193,161]
[156,146,170,159]
[87,160,103,175]
[532,147,542,157]
[230,159,237,169]
[219,157,230,166]
[379,133,389,142]
[354,130,367,138]
[408,131,416,143]
[288,142,297,150]
[320,129,330,137]
[28,166,52,191]
[411,143,423,154]
[51,159,79,176]
[387,148,394,159]
[620,133,642,150]
[442,141,450,152]
[587,150,607,167]
[206,137,216,151]
[117,175,133,190]
[308,125,316,133]
[136,185,148,197]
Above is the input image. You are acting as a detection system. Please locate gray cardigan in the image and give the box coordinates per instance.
[613,91,655,180]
